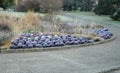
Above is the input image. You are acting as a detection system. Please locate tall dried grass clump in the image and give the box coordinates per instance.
[17,11,42,33]
[0,17,14,48]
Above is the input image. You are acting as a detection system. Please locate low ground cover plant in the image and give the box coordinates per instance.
[11,28,113,49]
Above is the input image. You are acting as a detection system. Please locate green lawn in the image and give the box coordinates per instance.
[63,11,120,25]
[57,15,72,21]
[0,11,45,17]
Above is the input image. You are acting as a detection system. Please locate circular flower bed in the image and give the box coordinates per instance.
[10,28,113,49]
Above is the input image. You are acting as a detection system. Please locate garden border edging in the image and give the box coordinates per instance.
[0,35,117,54]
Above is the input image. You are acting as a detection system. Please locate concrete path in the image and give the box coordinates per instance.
[0,12,120,73]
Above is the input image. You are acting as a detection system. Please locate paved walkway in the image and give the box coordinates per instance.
[0,12,120,73]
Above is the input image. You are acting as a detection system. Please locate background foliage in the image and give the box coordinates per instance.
[94,0,120,15]
[63,0,93,11]
[0,0,14,9]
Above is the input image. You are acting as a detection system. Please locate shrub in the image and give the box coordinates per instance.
[40,0,63,13]
[94,0,115,15]
[0,0,14,9]
[63,0,93,11]
[16,0,63,13]
[16,0,41,12]
[63,0,75,11]
[80,0,93,11]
